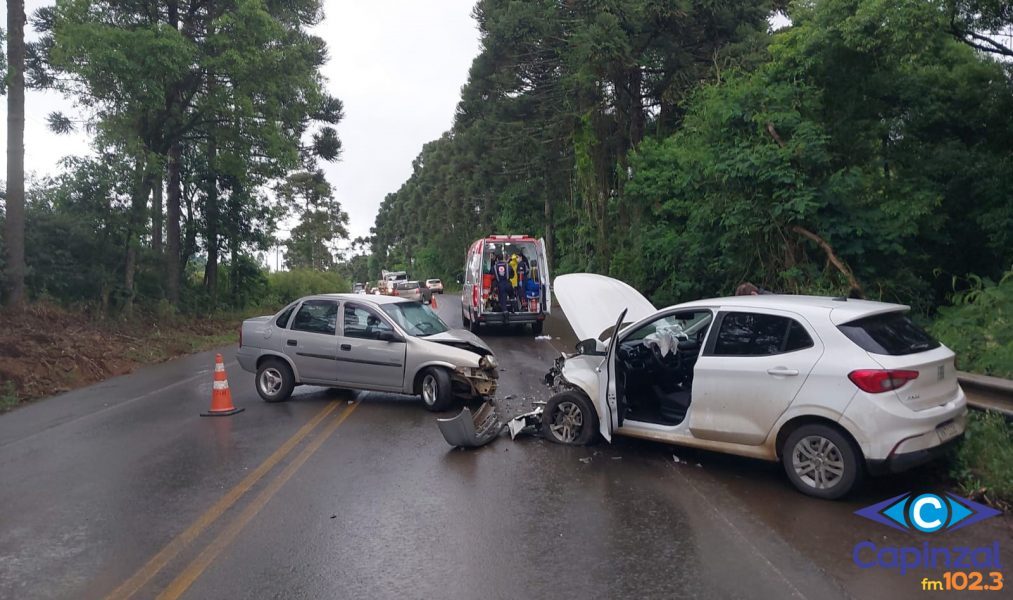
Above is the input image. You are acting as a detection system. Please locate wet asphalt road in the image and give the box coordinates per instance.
[1,295,1009,600]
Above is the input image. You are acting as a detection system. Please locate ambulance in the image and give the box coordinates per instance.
[461,235,551,334]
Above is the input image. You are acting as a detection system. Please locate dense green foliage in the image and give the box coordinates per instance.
[931,269,1013,378]
[1,0,348,314]
[372,0,1013,317]
[949,410,1013,504]
[264,269,349,306]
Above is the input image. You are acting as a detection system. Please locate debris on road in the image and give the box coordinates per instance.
[534,335,552,340]
[436,399,545,447]
[436,401,503,448]
[672,454,681,464]
[507,408,543,440]
[579,457,592,464]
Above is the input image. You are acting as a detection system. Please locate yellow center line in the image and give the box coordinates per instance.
[105,400,341,600]
[157,401,360,600]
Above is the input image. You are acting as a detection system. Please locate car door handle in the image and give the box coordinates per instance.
[286,339,297,346]
[340,344,352,351]
[767,367,799,376]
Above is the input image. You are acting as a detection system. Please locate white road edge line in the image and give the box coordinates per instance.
[679,469,810,600]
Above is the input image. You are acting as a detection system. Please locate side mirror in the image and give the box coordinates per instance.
[377,330,402,343]
[575,338,599,355]
[456,273,465,284]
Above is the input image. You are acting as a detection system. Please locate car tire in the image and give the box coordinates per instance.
[256,359,295,403]
[419,368,455,412]
[468,313,480,333]
[542,391,597,445]
[462,310,471,327]
[782,424,863,500]
[531,321,544,335]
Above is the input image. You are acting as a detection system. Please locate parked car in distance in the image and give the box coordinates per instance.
[352,282,365,294]
[543,274,967,500]
[426,279,444,294]
[237,294,499,411]
[395,280,425,302]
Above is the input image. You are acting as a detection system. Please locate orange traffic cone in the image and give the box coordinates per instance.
[201,354,244,416]
[430,293,438,309]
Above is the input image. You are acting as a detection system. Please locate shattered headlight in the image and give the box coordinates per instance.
[479,354,499,370]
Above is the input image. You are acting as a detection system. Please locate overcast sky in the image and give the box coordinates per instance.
[0,0,481,244]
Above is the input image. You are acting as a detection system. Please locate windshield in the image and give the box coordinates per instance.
[381,302,449,336]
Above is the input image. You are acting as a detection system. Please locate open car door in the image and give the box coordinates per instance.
[536,238,551,314]
[597,308,628,442]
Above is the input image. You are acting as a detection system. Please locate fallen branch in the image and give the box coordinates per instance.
[766,122,786,148]
[791,225,864,298]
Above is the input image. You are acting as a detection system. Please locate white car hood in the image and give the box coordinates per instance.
[554,274,656,341]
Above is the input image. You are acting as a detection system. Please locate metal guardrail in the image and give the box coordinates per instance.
[958,371,1013,416]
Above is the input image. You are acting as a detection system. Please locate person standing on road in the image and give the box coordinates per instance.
[493,254,513,312]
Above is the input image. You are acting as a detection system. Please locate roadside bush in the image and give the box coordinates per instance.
[265,269,349,306]
[949,411,1013,507]
[930,269,1013,378]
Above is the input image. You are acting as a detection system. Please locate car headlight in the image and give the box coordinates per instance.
[479,355,498,369]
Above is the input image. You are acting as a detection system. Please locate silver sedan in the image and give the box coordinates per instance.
[237,294,498,411]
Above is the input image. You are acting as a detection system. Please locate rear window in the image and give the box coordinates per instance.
[838,312,940,356]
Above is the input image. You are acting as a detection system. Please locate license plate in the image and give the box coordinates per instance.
[937,421,961,442]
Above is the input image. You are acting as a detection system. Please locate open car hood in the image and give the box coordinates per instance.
[554,274,656,342]
[424,329,493,356]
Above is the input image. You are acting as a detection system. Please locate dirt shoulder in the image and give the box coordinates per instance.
[0,303,241,411]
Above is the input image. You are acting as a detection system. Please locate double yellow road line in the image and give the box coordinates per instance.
[107,399,359,600]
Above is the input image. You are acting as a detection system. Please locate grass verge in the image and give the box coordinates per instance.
[948,410,1013,509]
[0,302,243,412]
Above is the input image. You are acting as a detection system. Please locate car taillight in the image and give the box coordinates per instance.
[472,286,479,308]
[848,369,919,393]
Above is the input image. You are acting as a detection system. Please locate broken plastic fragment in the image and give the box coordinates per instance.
[579,457,592,464]
[507,408,543,440]
[535,335,552,340]
[672,454,680,464]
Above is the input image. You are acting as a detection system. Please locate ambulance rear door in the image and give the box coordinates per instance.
[536,238,551,314]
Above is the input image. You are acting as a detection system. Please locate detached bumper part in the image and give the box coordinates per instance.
[437,401,503,448]
[436,402,544,448]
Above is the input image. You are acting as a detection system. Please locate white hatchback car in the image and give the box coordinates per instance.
[543,274,967,499]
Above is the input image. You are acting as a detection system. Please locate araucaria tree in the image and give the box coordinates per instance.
[29,0,345,311]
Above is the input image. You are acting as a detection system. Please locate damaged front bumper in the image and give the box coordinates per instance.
[451,366,498,398]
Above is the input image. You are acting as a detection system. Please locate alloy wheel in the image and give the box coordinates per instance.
[791,435,845,490]
[422,374,438,406]
[259,367,283,397]
[549,401,584,443]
